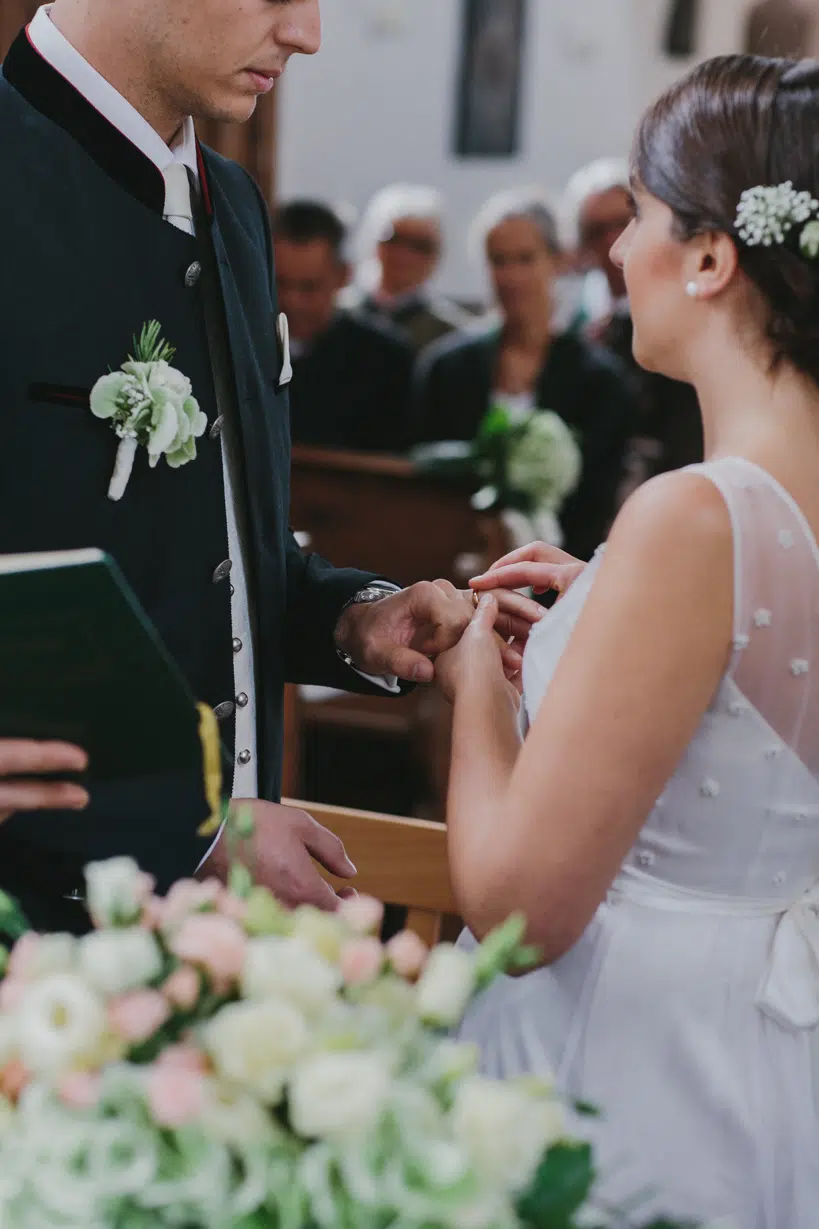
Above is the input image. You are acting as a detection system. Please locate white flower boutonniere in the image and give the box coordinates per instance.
[90,321,208,501]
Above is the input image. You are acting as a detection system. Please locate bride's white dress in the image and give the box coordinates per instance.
[458,458,819,1228]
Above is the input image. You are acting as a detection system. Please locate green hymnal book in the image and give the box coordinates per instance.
[0,549,208,785]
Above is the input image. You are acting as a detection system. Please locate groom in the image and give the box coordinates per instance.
[0,0,535,931]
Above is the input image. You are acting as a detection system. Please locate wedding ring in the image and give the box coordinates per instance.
[472,590,479,610]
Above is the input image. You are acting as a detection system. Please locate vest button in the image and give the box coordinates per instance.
[212,559,233,584]
[236,692,249,708]
[213,701,235,721]
[209,416,225,440]
[237,749,252,765]
[233,637,243,653]
[184,260,202,288]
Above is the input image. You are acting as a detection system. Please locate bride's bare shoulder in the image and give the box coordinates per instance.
[607,469,733,570]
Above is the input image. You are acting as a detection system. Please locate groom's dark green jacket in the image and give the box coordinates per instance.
[0,29,386,929]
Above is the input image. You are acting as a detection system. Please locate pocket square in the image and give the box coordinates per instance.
[277,312,293,387]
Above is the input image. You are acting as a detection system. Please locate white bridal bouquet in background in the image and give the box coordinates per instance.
[0,812,698,1229]
[411,406,582,550]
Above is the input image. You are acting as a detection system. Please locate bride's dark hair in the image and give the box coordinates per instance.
[635,55,819,385]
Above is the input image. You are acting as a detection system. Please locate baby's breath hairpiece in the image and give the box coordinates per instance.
[734,181,819,260]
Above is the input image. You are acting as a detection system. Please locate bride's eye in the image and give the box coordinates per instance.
[628,193,640,221]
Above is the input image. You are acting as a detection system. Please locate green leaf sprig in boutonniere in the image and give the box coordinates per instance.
[90,321,207,502]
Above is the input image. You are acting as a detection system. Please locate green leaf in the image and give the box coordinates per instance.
[572,1099,601,1118]
[229,861,254,900]
[0,890,31,941]
[478,405,514,439]
[473,914,539,990]
[516,1142,596,1229]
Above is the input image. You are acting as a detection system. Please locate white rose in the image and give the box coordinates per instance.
[79,928,162,997]
[242,937,340,1014]
[85,857,153,927]
[0,1016,18,1068]
[201,1078,278,1147]
[18,974,107,1075]
[147,359,193,401]
[289,1051,391,1140]
[415,945,476,1028]
[203,999,309,1103]
[452,1076,565,1190]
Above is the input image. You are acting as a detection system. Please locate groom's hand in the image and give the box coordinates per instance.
[334,581,542,684]
[203,800,357,911]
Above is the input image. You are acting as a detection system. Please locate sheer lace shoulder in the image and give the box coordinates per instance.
[687,457,819,781]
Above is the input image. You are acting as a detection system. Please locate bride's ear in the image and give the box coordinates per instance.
[685,231,739,300]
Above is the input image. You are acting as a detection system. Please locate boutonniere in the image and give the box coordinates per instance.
[89,321,207,501]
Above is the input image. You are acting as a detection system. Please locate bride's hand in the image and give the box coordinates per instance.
[470,542,587,598]
[435,594,523,705]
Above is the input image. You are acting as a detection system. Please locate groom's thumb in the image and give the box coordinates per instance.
[390,648,435,684]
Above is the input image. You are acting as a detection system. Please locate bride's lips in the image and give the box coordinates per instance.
[245,68,279,94]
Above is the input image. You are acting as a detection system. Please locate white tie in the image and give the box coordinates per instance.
[163,163,194,236]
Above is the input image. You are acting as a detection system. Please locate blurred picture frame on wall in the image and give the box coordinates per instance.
[454,0,527,158]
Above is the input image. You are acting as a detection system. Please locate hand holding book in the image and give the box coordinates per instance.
[0,739,89,822]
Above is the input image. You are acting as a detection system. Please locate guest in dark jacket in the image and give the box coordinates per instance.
[274,201,413,453]
[414,189,637,561]
[564,158,703,488]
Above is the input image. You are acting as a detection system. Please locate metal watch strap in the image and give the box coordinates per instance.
[335,584,397,670]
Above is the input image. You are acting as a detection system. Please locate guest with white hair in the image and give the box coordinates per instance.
[564,157,703,485]
[413,188,636,561]
[348,184,469,355]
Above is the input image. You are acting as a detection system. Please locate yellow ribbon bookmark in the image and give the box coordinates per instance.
[196,702,223,837]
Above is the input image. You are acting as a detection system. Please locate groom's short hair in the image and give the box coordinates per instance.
[273,201,347,262]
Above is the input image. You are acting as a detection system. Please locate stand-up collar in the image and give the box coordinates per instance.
[3,16,210,218]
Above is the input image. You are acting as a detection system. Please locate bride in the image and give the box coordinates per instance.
[436,55,819,1228]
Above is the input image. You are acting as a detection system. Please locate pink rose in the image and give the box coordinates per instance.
[162,965,200,1012]
[0,978,26,1012]
[386,930,429,979]
[217,893,249,924]
[109,990,170,1044]
[58,1070,101,1110]
[156,1044,208,1074]
[140,896,165,930]
[0,1060,30,1101]
[161,878,223,931]
[147,1062,205,1127]
[340,937,384,985]
[169,914,247,983]
[339,895,384,936]
[7,933,40,981]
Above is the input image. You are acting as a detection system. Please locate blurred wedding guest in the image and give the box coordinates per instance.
[346,185,470,355]
[414,189,636,561]
[565,157,703,484]
[274,201,413,453]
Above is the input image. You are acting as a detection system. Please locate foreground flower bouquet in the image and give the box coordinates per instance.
[0,824,695,1229]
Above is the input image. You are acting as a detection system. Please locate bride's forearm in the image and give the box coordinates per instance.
[447,674,522,936]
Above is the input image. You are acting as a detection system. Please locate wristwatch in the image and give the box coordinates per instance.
[335,583,398,670]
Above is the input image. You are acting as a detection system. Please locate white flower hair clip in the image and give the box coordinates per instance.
[734,181,819,259]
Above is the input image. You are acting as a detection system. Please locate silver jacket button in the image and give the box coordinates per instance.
[233,637,243,653]
[213,701,235,721]
[236,692,249,708]
[212,559,233,584]
[237,749,252,765]
[184,260,202,288]
[209,415,225,440]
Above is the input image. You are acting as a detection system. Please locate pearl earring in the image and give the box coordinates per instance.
[685,281,699,298]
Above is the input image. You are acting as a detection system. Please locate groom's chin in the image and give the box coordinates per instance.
[196,90,261,127]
